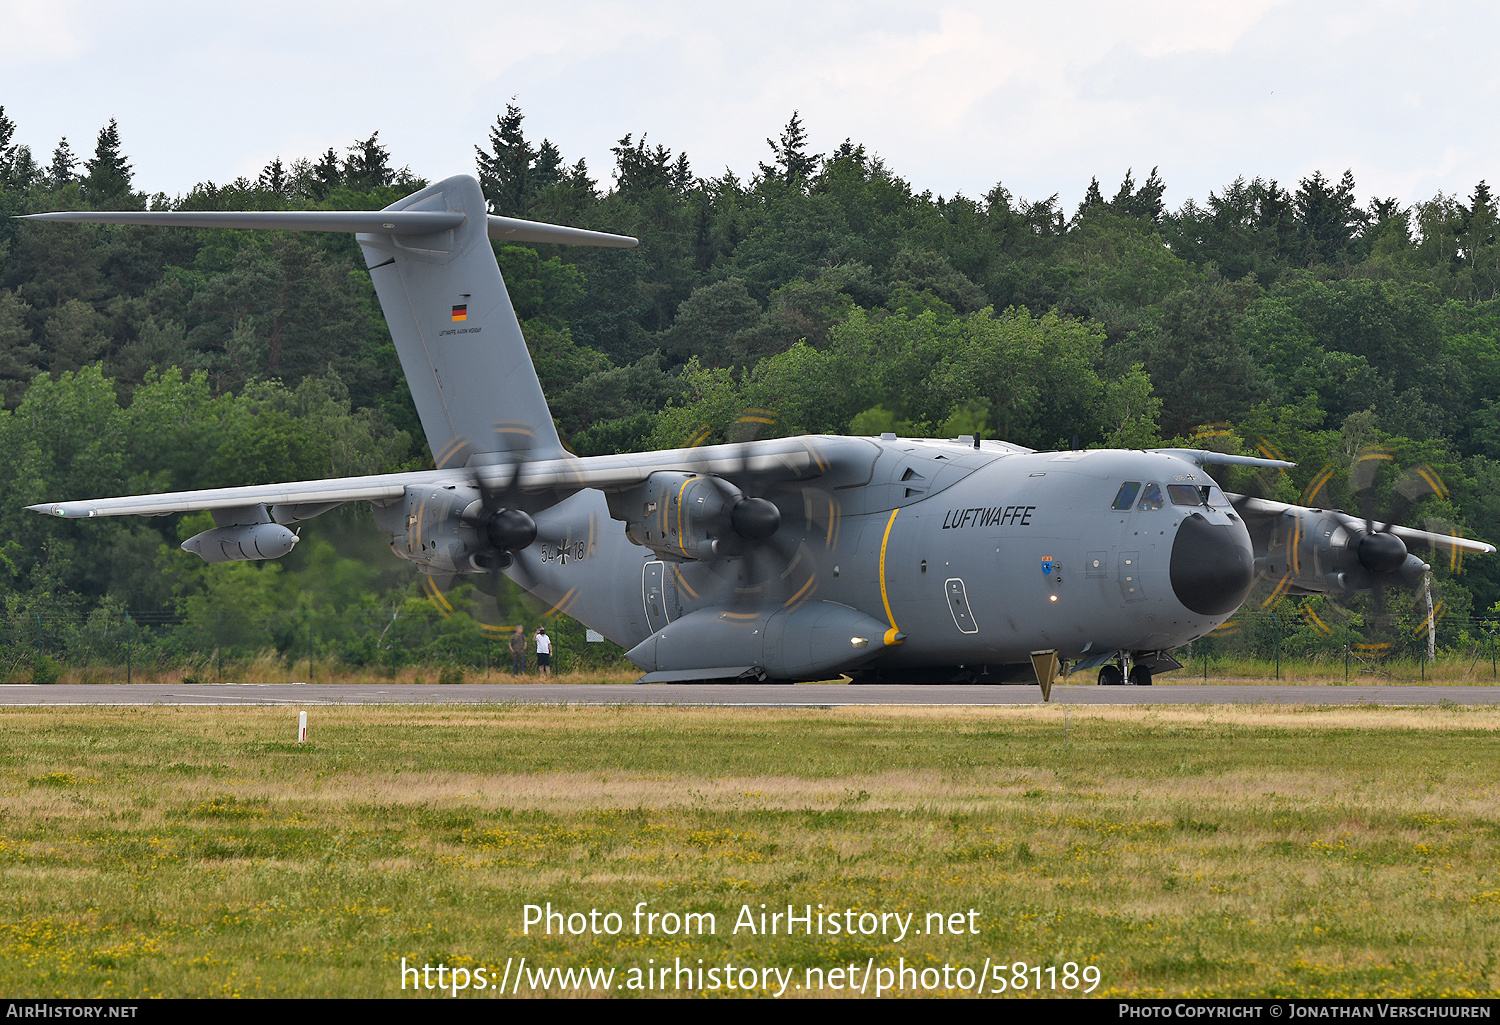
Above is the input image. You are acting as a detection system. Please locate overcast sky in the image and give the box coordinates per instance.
[2,0,1497,213]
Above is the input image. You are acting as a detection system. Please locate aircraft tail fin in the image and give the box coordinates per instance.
[357,175,616,466]
[23,175,637,466]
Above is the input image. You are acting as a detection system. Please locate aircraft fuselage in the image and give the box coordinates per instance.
[508,440,1253,681]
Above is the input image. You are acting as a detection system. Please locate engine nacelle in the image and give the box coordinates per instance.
[1251,506,1430,594]
[372,483,485,573]
[607,472,741,561]
[182,523,299,563]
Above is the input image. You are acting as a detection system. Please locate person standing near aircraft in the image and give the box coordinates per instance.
[509,626,526,675]
[534,627,553,676]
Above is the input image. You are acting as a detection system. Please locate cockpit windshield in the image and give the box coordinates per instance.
[1111,482,1141,510]
[1137,483,1164,511]
[1167,484,1202,507]
[1165,484,1233,508]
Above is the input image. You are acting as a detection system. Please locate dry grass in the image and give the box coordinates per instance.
[51,664,643,686]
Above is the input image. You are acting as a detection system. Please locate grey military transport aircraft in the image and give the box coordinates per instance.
[21,175,1496,697]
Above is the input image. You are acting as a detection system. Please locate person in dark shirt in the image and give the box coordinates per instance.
[508,626,526,675]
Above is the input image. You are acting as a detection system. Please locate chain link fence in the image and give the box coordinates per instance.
[2,599,1496,685]
[0,603,632,684]
[1150,603,1500,683]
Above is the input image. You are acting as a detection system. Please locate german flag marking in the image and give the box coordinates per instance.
[451,304,468,322]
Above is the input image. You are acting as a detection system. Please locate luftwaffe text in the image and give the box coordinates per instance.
[942,506,1036,529]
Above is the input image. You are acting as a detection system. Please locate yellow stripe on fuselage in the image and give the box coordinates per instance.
[879,508,902,645]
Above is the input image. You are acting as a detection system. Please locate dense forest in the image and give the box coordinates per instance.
[2,104,1499,667]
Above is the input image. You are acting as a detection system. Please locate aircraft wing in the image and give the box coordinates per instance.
[28,439,828,519]
[30,470,450,519]
[1227,494,1496,555]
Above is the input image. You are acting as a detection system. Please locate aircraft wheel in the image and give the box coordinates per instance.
[1097,664,1124,686]
[1128,665,1153,686]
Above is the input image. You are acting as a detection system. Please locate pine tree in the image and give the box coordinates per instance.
[760,111,820,187]
[258,157,287,194]
[48,137,77,187]
[310,147,341,199]
[82,118,133,201]
[532,139,563,190]
[670,151,694,192]
[9,144,36,189]
[1460,181,1498,292]
[1109,167,1166,223]
[476,104,536,216]
[343,133,392,190]
[1295,169,1365,264]
[610,133,680,195]
[1076,176,1105,218]
[0,288,41,408]
[0,106,17,187]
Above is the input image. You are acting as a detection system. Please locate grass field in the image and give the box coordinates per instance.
[2,703,1499,998]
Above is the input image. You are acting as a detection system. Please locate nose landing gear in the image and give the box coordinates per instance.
[1097,657,1153,686]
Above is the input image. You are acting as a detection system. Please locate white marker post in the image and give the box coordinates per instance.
[298,710,307,744]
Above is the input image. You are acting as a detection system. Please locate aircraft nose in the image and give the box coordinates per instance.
[1170,513,1254,616]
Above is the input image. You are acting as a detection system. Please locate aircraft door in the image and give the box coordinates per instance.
[945,577,978,634]
[642,560,677,634]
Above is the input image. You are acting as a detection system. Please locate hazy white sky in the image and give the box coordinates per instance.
[2,0,1496,211]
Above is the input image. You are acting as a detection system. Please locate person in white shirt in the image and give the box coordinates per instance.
[534,627,553,676]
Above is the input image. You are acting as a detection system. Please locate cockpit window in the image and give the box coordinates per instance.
[1111,482,1141,510]
[1168,484,1203,507]
[1202,486,1230,507]
[1137,483,1164,511]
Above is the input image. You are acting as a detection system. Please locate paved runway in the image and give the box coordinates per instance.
[3,682,1499,706]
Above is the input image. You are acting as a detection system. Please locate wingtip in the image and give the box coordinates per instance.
[26,502,90,517]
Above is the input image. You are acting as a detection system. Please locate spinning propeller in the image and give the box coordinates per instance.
[686,410,842,611]
[1250,441,1452,657]
[421,423,549,628]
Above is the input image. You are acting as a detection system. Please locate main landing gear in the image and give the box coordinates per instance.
[1097,662,1152,686]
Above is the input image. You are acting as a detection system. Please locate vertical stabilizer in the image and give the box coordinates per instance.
[357,175,560,465]
[23,176,637,466]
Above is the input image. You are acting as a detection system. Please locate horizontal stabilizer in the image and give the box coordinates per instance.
[22,209,638,248]
[487,215,636,248]
[22,209,466,234]
[1151,448,1296,470]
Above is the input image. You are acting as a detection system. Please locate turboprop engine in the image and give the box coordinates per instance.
[606,471,780,562]
[371,483,537,574]
[1246,502,1430,595]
